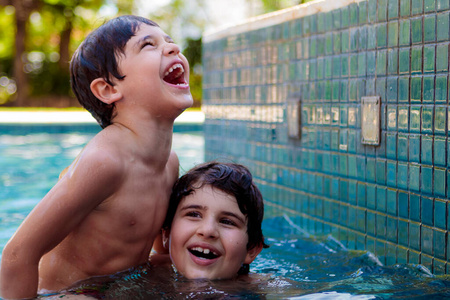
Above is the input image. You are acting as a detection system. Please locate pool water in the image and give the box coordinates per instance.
[1,125,450,299]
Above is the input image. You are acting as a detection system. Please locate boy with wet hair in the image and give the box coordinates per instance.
[158,161,269,279]
[0,15,193,299]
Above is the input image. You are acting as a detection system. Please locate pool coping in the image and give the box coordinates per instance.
[0,110,204,125]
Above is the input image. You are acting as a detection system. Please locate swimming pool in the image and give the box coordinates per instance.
[1,124,450,299]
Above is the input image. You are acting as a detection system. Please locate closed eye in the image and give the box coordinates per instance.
[141,41,155,49]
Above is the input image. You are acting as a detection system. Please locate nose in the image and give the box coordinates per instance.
[163,42,181,56]
[196,219,218,239]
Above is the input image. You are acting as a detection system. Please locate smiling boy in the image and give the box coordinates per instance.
[158,162,269,279]
[0,15,193,299]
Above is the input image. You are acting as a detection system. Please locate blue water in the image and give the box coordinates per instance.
[1,124,450,299]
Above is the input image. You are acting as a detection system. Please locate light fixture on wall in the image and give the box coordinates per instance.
[361,96,381,146]
[287,92,302,140]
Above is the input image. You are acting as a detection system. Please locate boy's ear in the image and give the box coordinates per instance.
[90,78,122,104]
[162,229,170,250]
[244,243,263,264]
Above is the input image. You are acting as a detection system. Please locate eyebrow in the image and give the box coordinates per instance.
[179,205,246,225]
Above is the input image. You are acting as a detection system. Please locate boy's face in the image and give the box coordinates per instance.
[113,24,193,116]
[168,185,258,280]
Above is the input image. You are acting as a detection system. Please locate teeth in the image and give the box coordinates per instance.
[164,63,184,77]
[191,246,216,255]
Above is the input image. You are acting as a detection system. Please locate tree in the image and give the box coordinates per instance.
[0,0,40,106]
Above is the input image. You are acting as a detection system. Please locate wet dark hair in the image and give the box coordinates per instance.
[70,15,159,128]
[164,161,269,251]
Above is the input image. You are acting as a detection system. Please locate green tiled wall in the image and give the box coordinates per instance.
[202,0,449,274]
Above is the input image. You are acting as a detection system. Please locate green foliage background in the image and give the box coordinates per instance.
[0,0,313,107]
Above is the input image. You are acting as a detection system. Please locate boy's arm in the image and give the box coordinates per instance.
[0,150,122,299]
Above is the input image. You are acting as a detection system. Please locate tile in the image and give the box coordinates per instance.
[410,135,421,162]
[437,12,450,41]
[400,0,412,16]
[399,20,411,46]
[437,0,450,10]
[434,167,447,197]
[412,0,424,15]
[421,135,434,164]
[423,76,435,102]
[397,247,408,264]
[388,49,399,75]
[410,106,421,134]
[358,52,367,76]
[398,191,409,218]
[376,159,387,185]
[424,15,436,42]
[421,105,434,134]
[424,0,436,11]
[350,29,358,53]
[377,23,388,48]
[376,214,387,239]
[421,166,433,194]
[435,106,447,134]
[387,105,398,130]
[376,78,387,103]
[398,106,409,131]
[342,30,350,53]
[397,133,408,160]
[349,80,357,102]
[349,3,358,26]
[379,0,388,21]
[409,163,421,192]
[325,33,333,55]
[389,0,400,19]
[399,48,411,74]
[341,56,349,77]
[367,184,376,209]
[423,46,436,74]
[368,0,378,23]
[411,17,423,44]
[448,169,450,200]
[434,136,447,166]
[436,44,449,72]
[387,217,398,243]
[398,76,410,102]
[410,193,421,221]
[421,225,433,255]
[434,259,446,275]
[334,32,341,54]
[367,211,376,236]
[411,77,422,103]
[398,219,409,246]
[397,162,408,189]
[387,160,397,187]
[367,51,376,75]
[435,75,448,103]
[333,8,341,29]
[409,222,421,250]
[386,133,398,159]
[368,26,377,50]
[411,47,423,74]
[386,188,398,215]
[357,182,366,207]
[434,229,446,260]
[409,249,420,263]
[376,50,387,75]
[359,1,368,24]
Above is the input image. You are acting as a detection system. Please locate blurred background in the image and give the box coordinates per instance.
[0,0,314,109]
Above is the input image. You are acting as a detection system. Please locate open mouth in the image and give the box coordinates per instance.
[163,63,187,86]
[189,246,219,260]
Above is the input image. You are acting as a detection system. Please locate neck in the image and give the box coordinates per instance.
[111,112,177,168]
